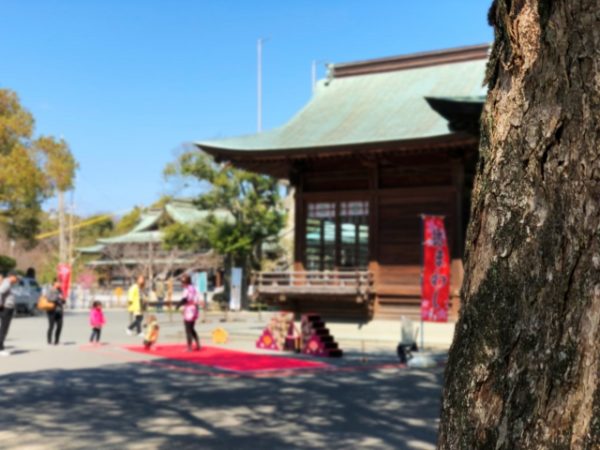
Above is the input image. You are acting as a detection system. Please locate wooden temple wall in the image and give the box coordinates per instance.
[292,151,470,321]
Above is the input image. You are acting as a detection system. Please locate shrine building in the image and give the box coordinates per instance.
[196,44,488,321]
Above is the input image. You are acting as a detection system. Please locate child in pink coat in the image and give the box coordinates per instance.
[89,301,106,343]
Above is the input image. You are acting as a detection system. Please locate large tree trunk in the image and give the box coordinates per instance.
[438,1,600,448]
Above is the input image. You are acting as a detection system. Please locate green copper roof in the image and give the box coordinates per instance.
[76,244,106,254]
[197,58,487,153]
[165,202,233,225]
[87,258,193,267]
[131,212,162,233]
[428,95,486,103]
[91,201,234,246]
[98,231,163,245]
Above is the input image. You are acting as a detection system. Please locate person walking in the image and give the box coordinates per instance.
[0,271,19,356]
[46,279,66,345]
[176,274,200,352]
[126,275,145,336]
[89,301,105,344]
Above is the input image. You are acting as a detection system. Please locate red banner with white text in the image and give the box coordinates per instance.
[421,216,450,322]
[58,263,72,299]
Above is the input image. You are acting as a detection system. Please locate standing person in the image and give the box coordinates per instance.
[89,301,105,344]
[0,271,19,356]
[154,278,165,313]
[46,279,66,345]
[126,275,145,336]
[176,274,200,352]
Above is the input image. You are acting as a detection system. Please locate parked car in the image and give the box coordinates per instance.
[13,277,42,315]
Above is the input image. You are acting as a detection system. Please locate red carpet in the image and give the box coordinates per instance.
[125,344,328,372]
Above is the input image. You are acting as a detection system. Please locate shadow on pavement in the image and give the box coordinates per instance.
[0,354,443,450]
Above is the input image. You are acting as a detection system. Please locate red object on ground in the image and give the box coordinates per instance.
[125,344,328,372]
[421,215,450,322]
[301,314,343,357]
[256,328,279,350]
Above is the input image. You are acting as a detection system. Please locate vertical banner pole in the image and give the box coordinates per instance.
[196,271,208,323]
[421,318,425,352]
[420,214,425,351]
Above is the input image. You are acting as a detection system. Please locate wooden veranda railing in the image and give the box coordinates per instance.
[253,270,374,302]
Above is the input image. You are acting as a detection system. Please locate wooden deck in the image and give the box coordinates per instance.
[253,270,374,320]
[255,270,373,298]
[253,268,459,322]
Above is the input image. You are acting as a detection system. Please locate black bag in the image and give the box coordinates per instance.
[0,289,8,310]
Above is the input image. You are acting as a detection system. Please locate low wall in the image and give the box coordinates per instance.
[327,319,456,350]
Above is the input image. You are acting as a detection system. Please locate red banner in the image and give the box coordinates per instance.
[421,216,450,322]
[58,263,71,299]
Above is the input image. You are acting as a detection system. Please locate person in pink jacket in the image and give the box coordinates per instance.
[89,301,106,343]
[176,274,200,351]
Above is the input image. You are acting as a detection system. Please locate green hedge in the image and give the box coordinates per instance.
[0,255,16,275]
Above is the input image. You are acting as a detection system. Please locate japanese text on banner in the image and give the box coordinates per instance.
[421,216,450,322]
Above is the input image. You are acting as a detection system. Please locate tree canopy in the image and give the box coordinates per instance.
[113,207,142,235]
[0,254,16,274]
[163,151,285,271]
[36,136,77,193]
[0,89,77,245]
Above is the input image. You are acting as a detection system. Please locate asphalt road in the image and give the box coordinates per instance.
[0,311,443,450]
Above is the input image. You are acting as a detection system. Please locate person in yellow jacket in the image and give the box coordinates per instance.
[126,275,145,336]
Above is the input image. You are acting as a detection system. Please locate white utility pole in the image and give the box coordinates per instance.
[257,37,268,133]
[68,191,75,266]
[58,191,66,264]
[312,60,327,93]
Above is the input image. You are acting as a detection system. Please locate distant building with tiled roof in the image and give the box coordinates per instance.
[79,200,230,284]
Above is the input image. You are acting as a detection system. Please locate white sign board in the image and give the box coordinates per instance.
[230,267,242,311]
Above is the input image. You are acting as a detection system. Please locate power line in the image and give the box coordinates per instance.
[35,214,115,240]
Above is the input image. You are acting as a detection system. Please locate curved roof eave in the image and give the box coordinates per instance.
[196,132,477,160]
[193,45,488,167]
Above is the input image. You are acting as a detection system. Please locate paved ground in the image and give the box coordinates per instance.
[0,310,444,450]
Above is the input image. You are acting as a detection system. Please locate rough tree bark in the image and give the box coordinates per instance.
[438,1,600,448]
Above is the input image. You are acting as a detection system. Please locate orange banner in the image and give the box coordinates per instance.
[421,216,450,322]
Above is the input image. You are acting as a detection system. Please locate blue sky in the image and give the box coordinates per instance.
[1,1,492,216]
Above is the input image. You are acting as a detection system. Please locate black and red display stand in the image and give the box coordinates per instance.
[301,314,343,357]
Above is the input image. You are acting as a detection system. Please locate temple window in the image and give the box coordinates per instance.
[305,201,369,270]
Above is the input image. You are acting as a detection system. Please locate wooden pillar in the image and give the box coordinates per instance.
[292,165,305,271]
[451,157,465,259]
[368,163,379,317]
[368,163,379,264]
[450,155,465,318]
[334,202,341,269]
